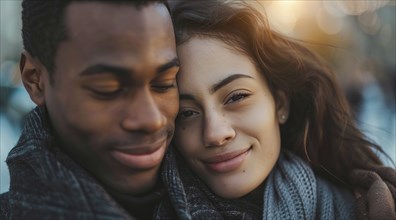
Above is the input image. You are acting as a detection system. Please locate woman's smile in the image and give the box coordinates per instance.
[201,147,252,173]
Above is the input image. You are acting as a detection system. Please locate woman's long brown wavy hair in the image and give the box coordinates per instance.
[171,0,388,186]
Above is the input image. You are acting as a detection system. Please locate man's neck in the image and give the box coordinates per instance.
[106,180,165,219]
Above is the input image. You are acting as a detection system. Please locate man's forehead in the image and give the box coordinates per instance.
[53,1,177,80]
[64,1,172,36]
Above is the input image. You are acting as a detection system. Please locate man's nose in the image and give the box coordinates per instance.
[202,111,235,148]
[121,88,166,133]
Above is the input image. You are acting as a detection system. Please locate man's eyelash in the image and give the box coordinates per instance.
[90,88,127,99]
[152,83,177,92]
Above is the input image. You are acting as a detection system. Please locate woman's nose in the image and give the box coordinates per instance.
[202,111,236,148]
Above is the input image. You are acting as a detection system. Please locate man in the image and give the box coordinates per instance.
[0,0,183,219]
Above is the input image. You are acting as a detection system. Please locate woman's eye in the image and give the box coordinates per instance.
[177,110,198,119]
[225,92,250,104]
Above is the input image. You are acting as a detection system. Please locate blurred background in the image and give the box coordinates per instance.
[1,0,395,193]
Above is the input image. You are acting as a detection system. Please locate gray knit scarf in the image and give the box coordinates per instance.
[160,148,356,219]
[1,106,358,219]
[1,107,136,219]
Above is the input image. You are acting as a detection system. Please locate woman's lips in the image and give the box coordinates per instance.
[110,139,167,170]
[202,147,251,173]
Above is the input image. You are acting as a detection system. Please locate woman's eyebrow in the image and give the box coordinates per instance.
[179,94,196,101]
[179,74,253,101]
[211,74,253,94]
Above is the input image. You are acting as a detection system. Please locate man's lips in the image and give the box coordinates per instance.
[201,147,252,173]
[110,138,167,170]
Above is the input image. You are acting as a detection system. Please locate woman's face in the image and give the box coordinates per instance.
[174,37,289,198]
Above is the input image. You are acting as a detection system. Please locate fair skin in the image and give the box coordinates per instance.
[20,2,179,195]
[174,37,289,199]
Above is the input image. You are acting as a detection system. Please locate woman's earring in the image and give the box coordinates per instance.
[280,114,286,123]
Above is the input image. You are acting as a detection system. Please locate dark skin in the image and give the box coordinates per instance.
[20,2,179,195]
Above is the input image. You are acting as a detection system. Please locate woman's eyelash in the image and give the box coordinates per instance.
[177,109,199,119]
[226,92,251,104]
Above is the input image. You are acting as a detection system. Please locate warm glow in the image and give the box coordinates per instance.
[260,0,310,35]
[256,0,390,37]
[316,7,344,35]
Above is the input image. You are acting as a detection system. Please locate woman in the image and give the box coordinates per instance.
[160,1,396,219]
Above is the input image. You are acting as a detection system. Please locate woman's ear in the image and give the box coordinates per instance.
[20,51,47,106]
[275,90,290,124]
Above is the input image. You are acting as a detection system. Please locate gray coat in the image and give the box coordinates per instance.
[0,107,184,220]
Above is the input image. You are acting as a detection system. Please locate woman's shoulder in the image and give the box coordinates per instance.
[266,151,356,219]
[282,150,396,219]
[349,165,396,219]
[315,175,356,219]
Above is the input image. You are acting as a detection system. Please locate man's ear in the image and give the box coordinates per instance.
[20,51,47,106]
[275,90,290,124]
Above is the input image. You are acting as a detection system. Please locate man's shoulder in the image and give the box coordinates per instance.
[5,107,53,162]
[0,191,9,202]
[0,192,10,219]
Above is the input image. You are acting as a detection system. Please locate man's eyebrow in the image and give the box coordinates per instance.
[79,59,179,77]
[157,58,180,73]
[211,74,254,94]
[79,64,130,77]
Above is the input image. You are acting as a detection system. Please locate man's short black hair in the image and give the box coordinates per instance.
[22,0,169,75]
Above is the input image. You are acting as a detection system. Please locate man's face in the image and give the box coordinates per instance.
[42,2,179,194]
